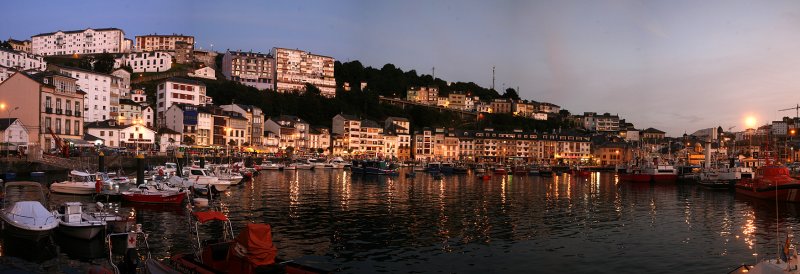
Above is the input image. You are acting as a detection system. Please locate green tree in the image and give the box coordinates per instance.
[502,88,520,100]
[183,136,195,146]
[93,53,116,73]
[77,57,94,71]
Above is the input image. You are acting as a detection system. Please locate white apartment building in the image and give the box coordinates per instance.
[156,78,210,126]
[32,28,126,56]
[465,96,478,112]
[222,51,274,90]
[115,51,173,73]
[0,48,46,71]
[86,120,156,150]
[539,102,561,114]
[359,119,384,157]
[407,86,438,105]
[332,114,362,154]
[111,68,131,98]
[272,47,335,97]
[135,34,194,52]
[49,65,116,122]
[308,127,331,154]
[188,66,216,80]
[513,101,536,117]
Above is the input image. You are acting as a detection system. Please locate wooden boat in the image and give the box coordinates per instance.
[735,165,800,202]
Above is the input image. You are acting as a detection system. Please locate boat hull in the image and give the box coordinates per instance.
[57,223,104,240]
[1,219,56,240]
[651,174,678,183]
[619,173,651,182]
[735,185,800,202]
[50,183,97,195]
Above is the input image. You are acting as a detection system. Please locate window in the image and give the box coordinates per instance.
[56,98,62,110]
[100,131,105,136]
[45,96,52,108]
[55,119,61,134]
[130,133,134,139]
[75,102,80,112]
[109,131,113,137]
[65,121,71,135]
[74,121,79,135]
[66,100,72,111]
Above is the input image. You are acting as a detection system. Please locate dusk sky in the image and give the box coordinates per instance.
[4,0,800,136]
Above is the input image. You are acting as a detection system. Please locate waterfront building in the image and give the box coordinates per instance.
[164,104,203,147]
[406,86,438,105]
[385,117,411,160]
[0,72,85,149]
[32,27,126,56]
[115,51,173,73]
[489,99,513,114]
[7,39,32,53]
[188,66,216,80]
[157,127,182,153]
[48,65,117,122]
[0,118,30,152]
[265,115,309,153]
[0,48,46,71]
[155,77,210,127]
[332,114,362,155]
[360,119,385,157]
[85,119,156,151]
[593,142,631,166]
[196,108,213,146]
[272,47,336,97]
[135,34,194,52]
[308,126,331,154]
[413,128,434,160]
[221,104,264,147]
[222,50,274,90]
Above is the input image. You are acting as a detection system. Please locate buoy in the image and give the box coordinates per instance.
[193,198,209,207]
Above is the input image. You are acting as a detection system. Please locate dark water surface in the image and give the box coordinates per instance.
[4,170,800,273]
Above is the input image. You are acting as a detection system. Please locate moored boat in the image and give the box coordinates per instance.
[50,170,101,195]
[735,165,800,202]
[121,187,187,204]
[55,202,106,240]
[1,182,59,239]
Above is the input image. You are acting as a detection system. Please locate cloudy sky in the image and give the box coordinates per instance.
[4,0,800,136]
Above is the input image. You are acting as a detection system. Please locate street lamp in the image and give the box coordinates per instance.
[224,127,231,157]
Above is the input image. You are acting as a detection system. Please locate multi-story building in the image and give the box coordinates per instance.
[0,48,46,71]
[157,127,182,152]
[221,104,264,146]
[490,98,512,114]
[593,142,632,167]
[0,72,85,149]
[222,51,274,90]
[308,126,331,154]
[332,114,362,155]
[163,104,199,146]
[641,128,666,143]
[579,112,620,132]
[272,47,335,97]
[475,102,492,113]
[193,49,218,68]
[7,39,32,53]
[385,117,411,160]
[447,92,467,110]
[539,102,561,114]
[360,119,384,157]
[115,51,173,73]
[48,65,117,122]
[412,127,592,164]
[265,115,309,152]
[0,66,16,83]
[513,100,536,117]
[407,86,438,105]
[464,96,478,112]
[134,34,194,52]
[32,27,126,56]
[117,99,144,126]
[173,41,193,64]
[156,77,210,126]
[436,97,448,107]
[110,68,131,98]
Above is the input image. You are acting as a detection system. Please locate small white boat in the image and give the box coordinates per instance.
[50,170,100,195]
[184,167,231,191]
[55,202,106,240]
[1,182,59,239]
[295,161,314,170]
[473,164,487,174]
[283,163,298,170]
[258,161,283,170]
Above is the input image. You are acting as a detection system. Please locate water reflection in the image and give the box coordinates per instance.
[6,171,800,272]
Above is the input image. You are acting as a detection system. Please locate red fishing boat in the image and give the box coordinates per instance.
[170,211,331,274]
[735,165,800,202]
[121,189,187,204]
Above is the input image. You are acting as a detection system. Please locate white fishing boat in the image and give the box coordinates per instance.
[184,167,231,191]
[50,170,100,195]
[258,161,283,170]
[1,182,59,239]
[54,202,106,240]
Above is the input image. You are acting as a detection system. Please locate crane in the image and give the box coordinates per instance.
[779,104,800,118]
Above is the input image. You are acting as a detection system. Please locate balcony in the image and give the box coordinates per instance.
[45,107,52,114]
[74,111,81,117]
[65,110,72,116]
[55,109,62,115]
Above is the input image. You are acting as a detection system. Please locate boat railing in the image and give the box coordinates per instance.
[106,226,151,274]
[7,212,56,226]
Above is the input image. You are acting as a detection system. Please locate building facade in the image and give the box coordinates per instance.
[115,51,173,73]
[156,78,210,126]
[48,65,116,122]
[222,51,274,90]
[32,28,126,56]
[135,34,194,52]
[407,86,438,105]
[0,48,46,71]
[272,47,335,97]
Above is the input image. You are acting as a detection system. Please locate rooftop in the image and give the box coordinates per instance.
[164,77,205,87]
[0,118,20,131]
[32,27,124,38]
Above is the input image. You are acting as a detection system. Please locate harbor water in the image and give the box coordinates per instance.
[2,170,799,273]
